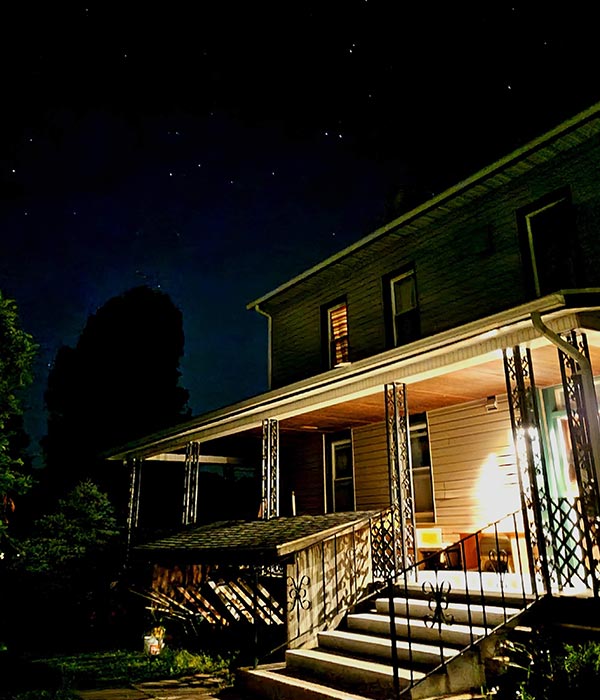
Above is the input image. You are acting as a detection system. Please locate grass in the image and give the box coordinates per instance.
[0,647,236,700]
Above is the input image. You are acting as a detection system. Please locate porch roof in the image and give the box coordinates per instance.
[132,511,379,564]
[106,292,600,460]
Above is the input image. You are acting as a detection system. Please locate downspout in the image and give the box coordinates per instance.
[531,311,600,490]
[254,303,273,390]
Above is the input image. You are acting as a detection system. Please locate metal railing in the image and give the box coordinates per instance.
[364,507,540,698]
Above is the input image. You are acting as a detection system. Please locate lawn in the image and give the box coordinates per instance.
[0,647,235,700]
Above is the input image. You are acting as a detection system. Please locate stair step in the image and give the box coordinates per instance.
[318,628,459,666]
[285,647,425,695]
[348,612,487,647]
[397,578,533,607]
[238,663,375,700]
[376,597,521,628]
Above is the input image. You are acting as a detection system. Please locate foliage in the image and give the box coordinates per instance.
[0,290,37,543]
[4,480,122,650]
[0,646,233,699]
[42,285,190,501]
[491,634,600,699]
[15,479,119,578]
[28,647,233,689]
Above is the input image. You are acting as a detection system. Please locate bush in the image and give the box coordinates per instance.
[491,635,600,699]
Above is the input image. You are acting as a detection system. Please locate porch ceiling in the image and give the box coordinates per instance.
[278,335,600,434]
[106,302,600,459]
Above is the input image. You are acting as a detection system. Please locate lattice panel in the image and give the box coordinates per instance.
[370,508,399,580]
[548,497,589,590]
[385,382,416,573]
[558,331,600,595]
[503,346,553,593]
[261,418,279,520]
[183,441,200,525]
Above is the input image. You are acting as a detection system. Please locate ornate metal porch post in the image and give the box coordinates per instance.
[558,331,600,594]
[126,457,142,555]
[182,441,200,526]
[385,382,416,574]
[261,418,279,520]
[503,346,553,594]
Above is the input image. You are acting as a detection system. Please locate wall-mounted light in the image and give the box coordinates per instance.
[485,395,498,412]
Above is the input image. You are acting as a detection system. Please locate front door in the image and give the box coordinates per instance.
[326,434,355,512]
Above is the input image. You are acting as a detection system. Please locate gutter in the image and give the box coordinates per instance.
[254,304,272,389]
[531,311,600,491]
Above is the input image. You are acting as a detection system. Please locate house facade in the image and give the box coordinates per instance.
[110,105,600,671]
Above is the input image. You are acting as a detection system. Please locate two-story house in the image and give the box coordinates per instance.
[109,102,600,699]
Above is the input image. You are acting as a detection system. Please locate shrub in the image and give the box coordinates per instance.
[491,635,600,699]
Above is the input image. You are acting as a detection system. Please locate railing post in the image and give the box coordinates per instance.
[253,565,259,668]
[387,578,400,700]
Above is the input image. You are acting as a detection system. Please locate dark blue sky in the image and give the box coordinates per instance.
[1,2,598,461]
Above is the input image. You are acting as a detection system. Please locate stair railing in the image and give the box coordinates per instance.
[365,508,540,698]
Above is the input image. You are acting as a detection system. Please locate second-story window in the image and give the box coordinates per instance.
[389,267,419,346]
[518,188,579,297]
[326,300,349,368]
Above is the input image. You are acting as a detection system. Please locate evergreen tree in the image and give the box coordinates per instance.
[42,285,190,503]
[0,290,36,546]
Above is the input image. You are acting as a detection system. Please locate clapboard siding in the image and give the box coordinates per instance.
[428,396,519,539]
[265,131,600,388]
[353,422,390,511]
[351,397,519,541]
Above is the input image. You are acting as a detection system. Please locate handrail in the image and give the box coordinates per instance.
[364,507,537,698]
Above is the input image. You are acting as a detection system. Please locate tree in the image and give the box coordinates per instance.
[7,479,123,650]
[42,285,190,502]
[0,290,36,545]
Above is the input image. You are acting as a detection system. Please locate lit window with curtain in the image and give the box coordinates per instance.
[327,301,349,368]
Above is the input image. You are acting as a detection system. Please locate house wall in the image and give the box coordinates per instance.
[353,421,389,511]
[352,396,519,544]
[427,396,519,542]
[261,134,600,389]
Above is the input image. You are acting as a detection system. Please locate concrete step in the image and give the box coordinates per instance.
[397,576,534,607]
[238,662,375,700]
[376,596,521,628]
[318,628,459,667]
[285,647,425,697]
[347,611,487,647]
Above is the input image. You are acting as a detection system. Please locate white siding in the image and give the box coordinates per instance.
[352,396,520,542]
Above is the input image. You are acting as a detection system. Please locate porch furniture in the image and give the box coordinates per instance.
[461,532,514,573]
[416,527,462,570]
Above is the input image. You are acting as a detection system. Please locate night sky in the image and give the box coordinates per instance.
[1,2,599,462]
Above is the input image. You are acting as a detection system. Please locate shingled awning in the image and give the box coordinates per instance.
[133,510,380,565]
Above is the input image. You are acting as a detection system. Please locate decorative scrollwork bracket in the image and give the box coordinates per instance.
[287,574,311,612]
[423,580,454,629]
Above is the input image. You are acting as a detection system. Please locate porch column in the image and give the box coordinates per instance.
[558,330,600,594]
[385,382,416,573]
[503,346,553,594]
[182,441,200,526]
[126,457,142,554]
[261,418,279,520]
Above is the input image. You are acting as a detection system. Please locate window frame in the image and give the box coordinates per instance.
[321,297,350,369]
[409,413,435,523]
[383,265,419,348]
[517,187,577,297]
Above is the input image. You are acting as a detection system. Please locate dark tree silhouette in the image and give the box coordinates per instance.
[0,290,37,544]
[41,286,190,504]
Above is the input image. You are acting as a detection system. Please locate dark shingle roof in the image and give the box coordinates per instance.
[133,511,380,564]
